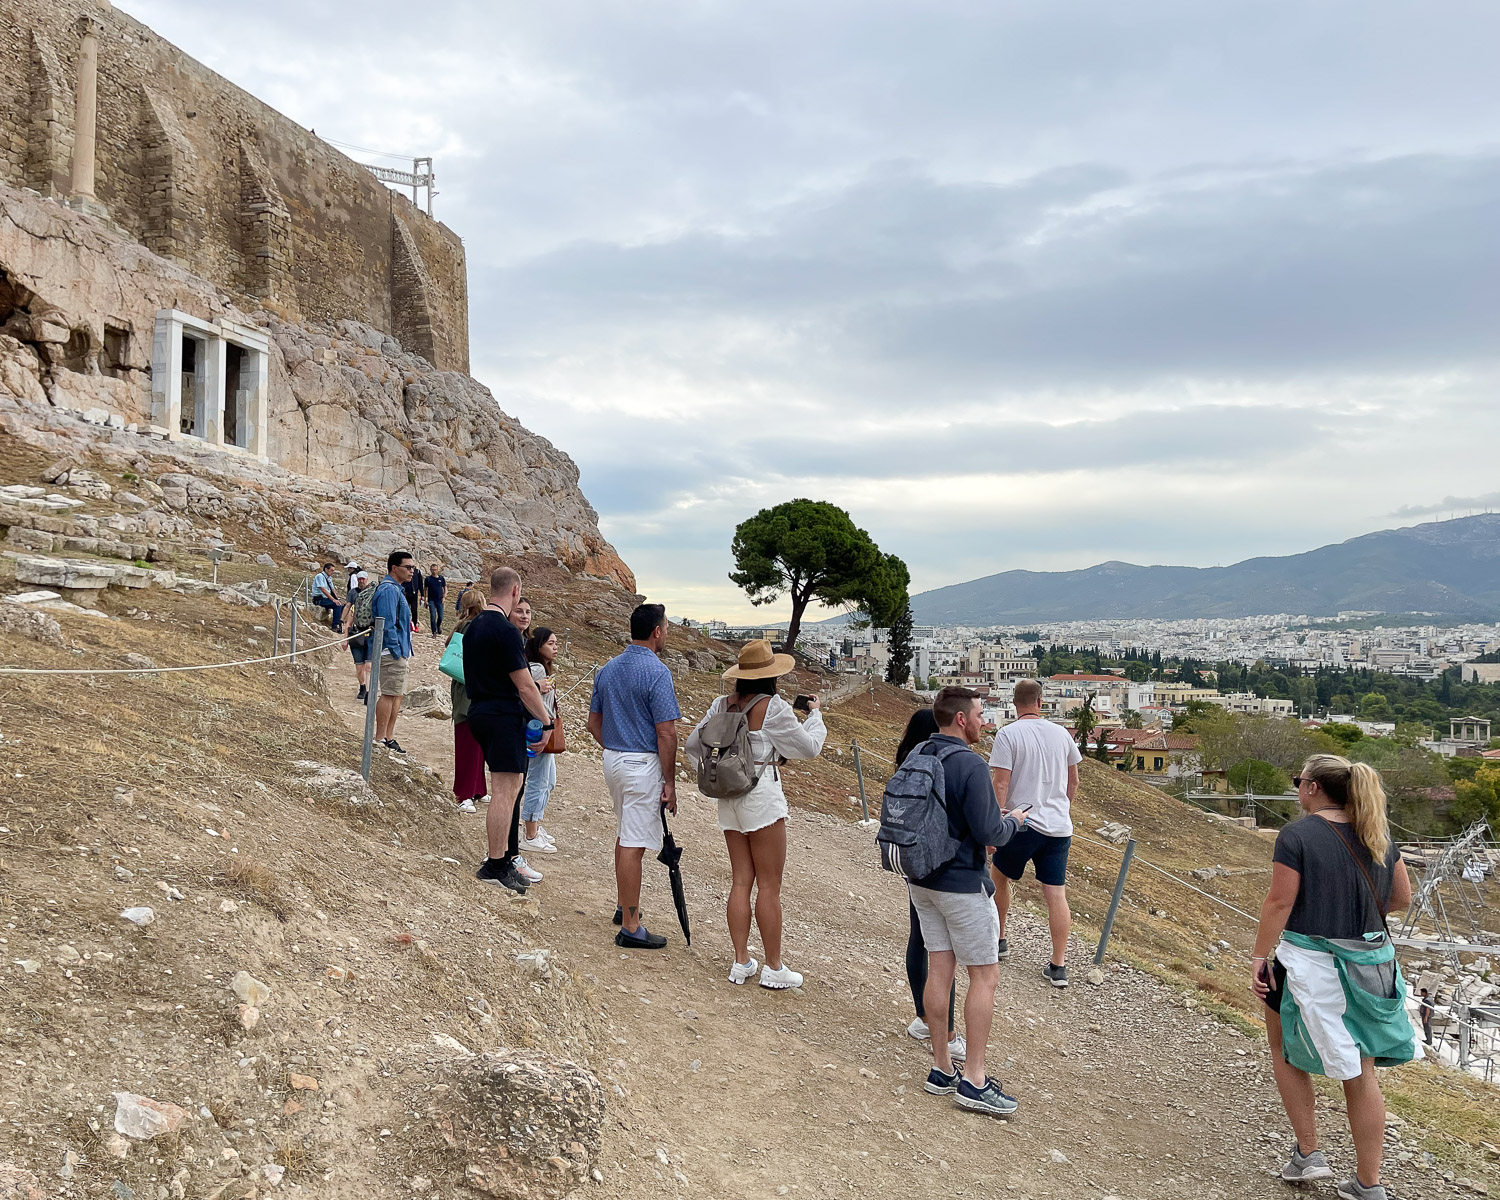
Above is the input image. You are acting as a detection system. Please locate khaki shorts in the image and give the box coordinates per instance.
[908,883,1001,967]
[603,750,664,851]
[378,652,410,697]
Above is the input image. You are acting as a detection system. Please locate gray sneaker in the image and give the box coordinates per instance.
[1042,962,1069,988]
[1337,1178,1388,1200]
[1282,1146,1333,1182]
[996,937,1010,961]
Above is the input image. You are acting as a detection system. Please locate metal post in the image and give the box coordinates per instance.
[1459,1005,1472,1073]
[271,602,281,657]
[1093,837,1137,964]
[289,603,298,658]
[360,617,384,780]
[851,739,871,823]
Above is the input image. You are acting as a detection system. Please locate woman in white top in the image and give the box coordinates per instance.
[519,626,560,854]
[687,640,826,990]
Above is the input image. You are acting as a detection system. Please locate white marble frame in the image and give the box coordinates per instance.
[150,310,269,461]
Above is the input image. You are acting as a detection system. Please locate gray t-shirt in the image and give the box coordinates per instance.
[1273,814,1401,940]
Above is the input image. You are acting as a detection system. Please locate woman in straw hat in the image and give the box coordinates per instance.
[687,639,826,990]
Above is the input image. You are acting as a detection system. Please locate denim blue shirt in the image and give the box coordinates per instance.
[590,644,681,753]
[370,576,412,659]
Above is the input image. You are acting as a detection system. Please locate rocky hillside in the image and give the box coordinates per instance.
[0,181,630,588]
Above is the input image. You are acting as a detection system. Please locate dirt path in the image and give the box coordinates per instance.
[327,640,1463,1200]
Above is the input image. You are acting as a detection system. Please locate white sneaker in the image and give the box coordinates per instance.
[519,834,556,853]
[478,793,491,805]
[906,1017,930,1041]
[728,957,759,985]
[759,963,804,990]
[514,857,543,884]
[538,827,556,845]
[455,798,477,814]
[948,1034,967,1063]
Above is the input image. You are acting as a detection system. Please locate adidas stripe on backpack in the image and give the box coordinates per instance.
[876,738,966,880]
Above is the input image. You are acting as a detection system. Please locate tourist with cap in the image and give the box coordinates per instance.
[687,639,825,989]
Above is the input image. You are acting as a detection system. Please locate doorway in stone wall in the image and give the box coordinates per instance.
[223,342,245,448]
[179,333,199,436]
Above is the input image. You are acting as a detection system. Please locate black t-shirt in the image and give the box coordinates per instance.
[1273,814,1401,940]
[462,610,528,717]
[425,574,446,602]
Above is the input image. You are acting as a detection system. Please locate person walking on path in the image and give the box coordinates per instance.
[311,562,340,629]
[588,603,681,950]
[519,626,562,854]
[686,640,826,990]
[447,589,488,813]
[988,678,1081,988]
[425,563,448,637]
[908,686,1027,1119]
[1251,754,1415,1200]
[371,552,416,755]
[895,708,961,1059]
[346,570,372,703]
[465,566,551,895]
[1418,989,1435,1047]
[402,561,424,632]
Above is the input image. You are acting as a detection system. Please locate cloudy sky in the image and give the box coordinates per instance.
[122,1,1500,621]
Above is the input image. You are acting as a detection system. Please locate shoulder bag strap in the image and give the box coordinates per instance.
[1317,815,1391,937]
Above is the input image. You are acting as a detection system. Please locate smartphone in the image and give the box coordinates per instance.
[793,694,812,712]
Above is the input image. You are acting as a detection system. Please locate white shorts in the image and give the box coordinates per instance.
[603,750,664,851]
[717,780,788,834]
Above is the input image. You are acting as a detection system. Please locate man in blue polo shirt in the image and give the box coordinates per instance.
[588,603,681,950]
[371,550,415,756]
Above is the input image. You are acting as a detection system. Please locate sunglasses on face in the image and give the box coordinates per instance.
[1292,776,1305,788]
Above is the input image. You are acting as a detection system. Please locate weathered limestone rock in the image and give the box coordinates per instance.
[0,181,633,590]
[289,760,382,809]
[412,1048,606,1200]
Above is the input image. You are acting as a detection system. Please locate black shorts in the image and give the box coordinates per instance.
[1262,958,1289,1016]
[467,710,527,774]
[992,828,1071,887]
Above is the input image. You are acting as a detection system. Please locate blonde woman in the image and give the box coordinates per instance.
[1250,755,1414,1200]
[687,640,825,990]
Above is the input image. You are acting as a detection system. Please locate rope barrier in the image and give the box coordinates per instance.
[1071,832,1261,924]
[0,631,355,676]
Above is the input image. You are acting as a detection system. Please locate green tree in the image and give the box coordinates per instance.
[1321,722,1365,751]
[1452,764,1500,827]
[1074,693,1098,754]
[729,499,909,651]
[1359,692,1394,722]
[885,600,913,688]
[1122,708,1144,729]
[1228,758,1292,795]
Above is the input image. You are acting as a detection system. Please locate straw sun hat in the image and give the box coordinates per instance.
[723,639,796,681]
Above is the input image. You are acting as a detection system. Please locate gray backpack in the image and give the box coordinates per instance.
[876,739,966,880]
[695,695,771,800]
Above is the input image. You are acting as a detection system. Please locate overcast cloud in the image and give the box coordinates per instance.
[121,0,1500,621]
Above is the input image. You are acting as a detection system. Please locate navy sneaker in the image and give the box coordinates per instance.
[1043,962,1069,988]
[996,937,1010,961]
[615,924,667,950]
[954,1075,1019,1117]
[923,1064,960,1095]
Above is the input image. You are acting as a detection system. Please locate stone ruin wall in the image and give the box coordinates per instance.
[0,0,468,374]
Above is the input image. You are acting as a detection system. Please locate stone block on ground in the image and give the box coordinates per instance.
[290,760,382,808]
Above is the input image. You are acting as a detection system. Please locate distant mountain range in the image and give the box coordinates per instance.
[911,515,1500,625]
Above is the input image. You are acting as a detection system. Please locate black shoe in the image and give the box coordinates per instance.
[356,686,368,701]
[384,739,407,755]
[615,924,667,950]
[476,858,528,894]
[1043,962,1069,988]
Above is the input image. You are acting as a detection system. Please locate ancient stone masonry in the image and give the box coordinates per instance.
[0,0,469,372]
[0,182,636,590]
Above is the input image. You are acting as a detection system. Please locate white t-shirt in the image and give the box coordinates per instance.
[987,716,1082,837]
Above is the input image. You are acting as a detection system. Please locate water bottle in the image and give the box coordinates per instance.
[525,719,546,758]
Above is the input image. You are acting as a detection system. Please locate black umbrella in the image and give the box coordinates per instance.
[657,804,691,946]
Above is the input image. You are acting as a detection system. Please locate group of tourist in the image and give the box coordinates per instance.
[328,555,1416,1199]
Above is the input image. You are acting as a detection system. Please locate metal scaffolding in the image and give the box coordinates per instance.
[362,157,436,216]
